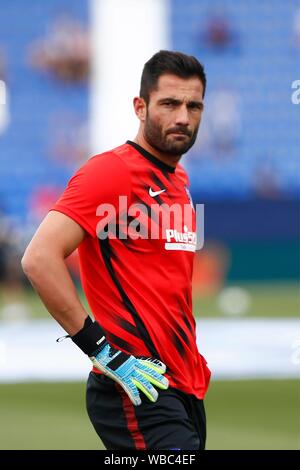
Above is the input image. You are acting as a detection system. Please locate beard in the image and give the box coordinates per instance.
[143,114,199,156]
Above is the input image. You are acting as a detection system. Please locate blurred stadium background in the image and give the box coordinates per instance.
[0,0,299,450]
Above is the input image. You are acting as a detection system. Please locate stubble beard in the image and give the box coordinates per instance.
[143,114,199,157]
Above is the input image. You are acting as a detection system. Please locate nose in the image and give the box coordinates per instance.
[175,105,189,126]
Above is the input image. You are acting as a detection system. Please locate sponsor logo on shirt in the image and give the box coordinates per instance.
[165,225,197,252]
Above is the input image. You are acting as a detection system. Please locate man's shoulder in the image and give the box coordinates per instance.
[80,143,131,173]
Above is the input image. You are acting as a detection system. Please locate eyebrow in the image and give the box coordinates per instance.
[158,97,204,109]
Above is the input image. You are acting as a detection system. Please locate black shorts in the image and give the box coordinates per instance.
[86,371,206,450]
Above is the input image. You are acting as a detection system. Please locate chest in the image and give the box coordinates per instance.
[116,170,196,255]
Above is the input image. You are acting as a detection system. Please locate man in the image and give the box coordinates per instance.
[22,50,211,450]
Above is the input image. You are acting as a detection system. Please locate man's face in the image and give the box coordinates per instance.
[144,74,204,156]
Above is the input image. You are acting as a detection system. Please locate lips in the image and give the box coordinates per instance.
[169,132,189,138]
[167,129,191,137]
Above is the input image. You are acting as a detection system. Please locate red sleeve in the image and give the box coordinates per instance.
[51,152,131,237]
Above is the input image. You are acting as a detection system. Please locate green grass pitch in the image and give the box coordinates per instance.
[0,379,299,449]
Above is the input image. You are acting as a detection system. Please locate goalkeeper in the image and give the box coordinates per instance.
[22,50,211,450]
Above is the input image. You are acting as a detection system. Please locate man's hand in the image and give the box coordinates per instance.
[90,341,169,406]
[71,316,169,406]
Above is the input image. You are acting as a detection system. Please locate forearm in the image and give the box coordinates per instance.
[22,252,88,336]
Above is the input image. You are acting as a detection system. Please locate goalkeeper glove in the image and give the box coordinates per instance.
[71,316,169,406]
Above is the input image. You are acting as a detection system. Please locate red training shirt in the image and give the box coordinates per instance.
[52,141,211,399]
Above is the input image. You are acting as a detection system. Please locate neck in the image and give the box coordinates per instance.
[133,133,181,169]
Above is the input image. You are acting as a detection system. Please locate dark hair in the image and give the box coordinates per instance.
[140,50,206,103]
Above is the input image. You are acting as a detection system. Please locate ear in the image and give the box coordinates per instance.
[133,97,146,122]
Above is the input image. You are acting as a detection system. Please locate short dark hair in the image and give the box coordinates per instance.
[140,50,206,103]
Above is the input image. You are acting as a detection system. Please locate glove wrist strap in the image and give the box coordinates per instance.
[71,316,106,356]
